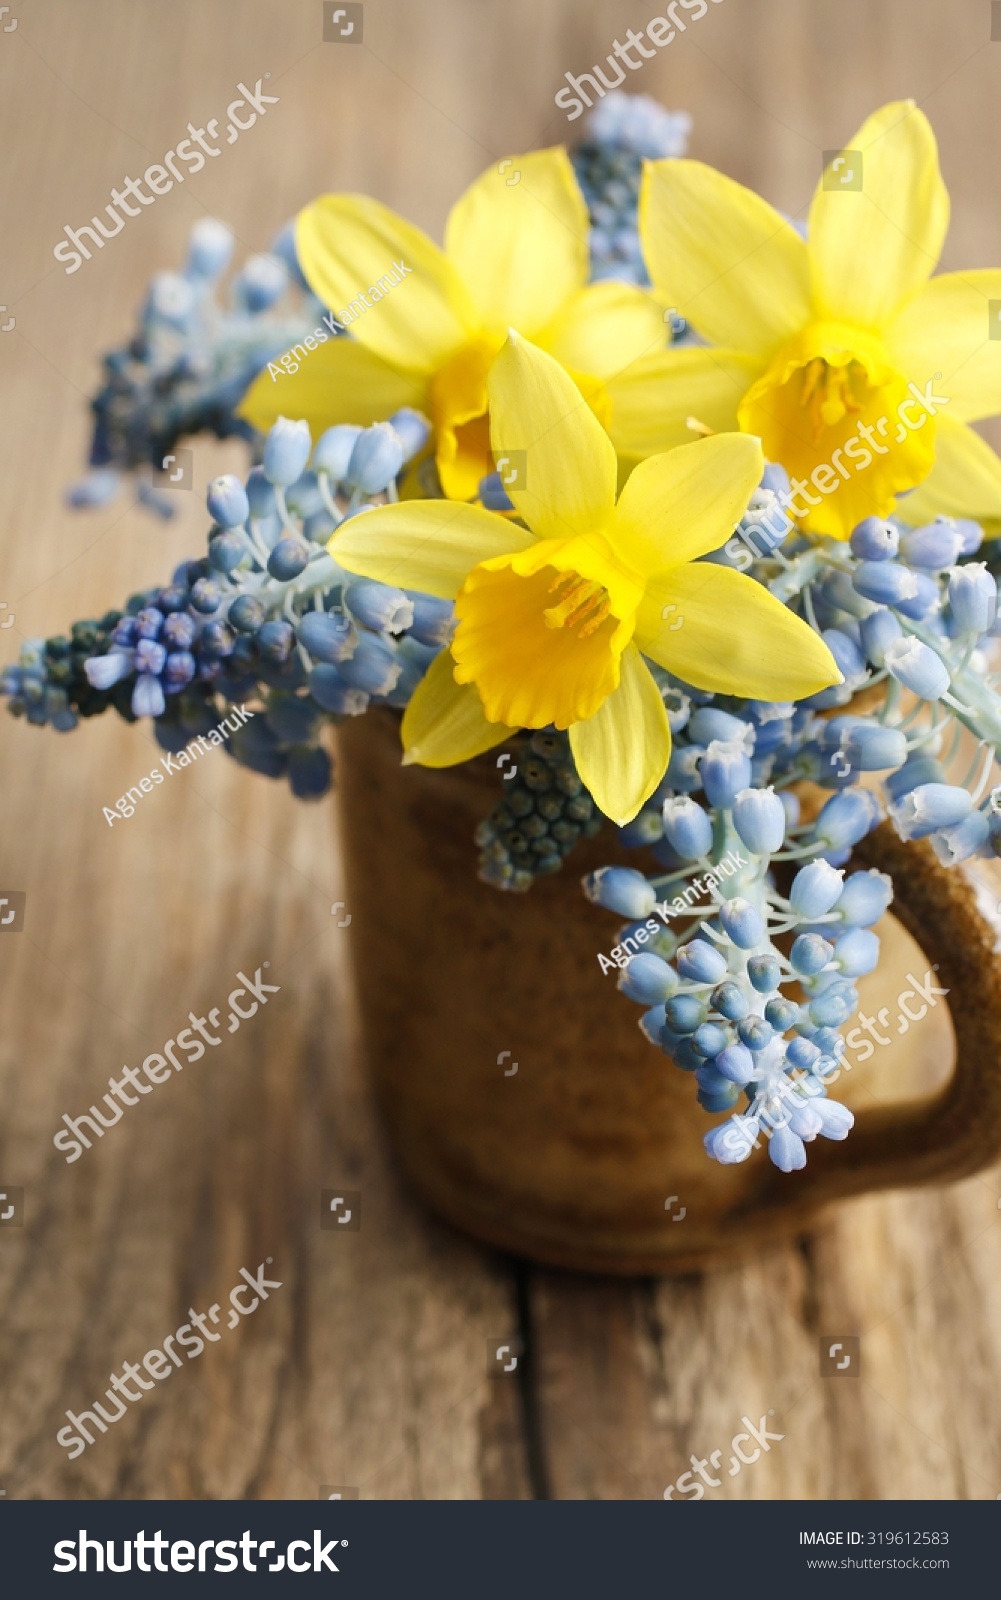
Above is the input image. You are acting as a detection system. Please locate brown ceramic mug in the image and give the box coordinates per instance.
[336,710,1001,1275]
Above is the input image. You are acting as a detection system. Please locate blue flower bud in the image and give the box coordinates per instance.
[813,787,881,849]
[132,674,165,718]
[893,570,940,621]
[135,607,164,640]
[673,1038,704,1072]
[313,424,363,482]
[618,952,677,1004]
[693,1022,729,1058]
[85,650,133,690]
[199,621,234,658]
[852,560,922,607]
[859,607,902,666]
[850,516,899,561]
[768,1125,807,1171]
[162,612,195,649]
[747,953,781,993]
[719,898,764,949]
[687,708,753,747]
[676,938,728,984]
[307,664,368,715]
[295,610,357,664]
[731,786,786,856]
[765,996,799,1030]
[268,538,312,581]
[715,1042,755,1085]
[930,808,991,865]
[844,720,908,771]
[704,1118,757,1164]
[336,633,402,696]
[788,1104,824,1140]
[665,993,707,1034]
[786,1036,819,1069]
[661,795,713,859]
[228,595,266,634]
[835,870,892,926]
[790,933,834,976]
[833,927,880,977]
[884,636,950,699]
[405,592,454,648]
[344,580,414,635]
[233,252,288,312]
[619,811,664,848]
[582,866,657,919]
[738,1015,774,1051]
[346,423,405,494]
[263,417,312,487]
[890,782,972,841]
[814,1100,854,1139]
[388,408,431,462]
[639,1005,667,1045]
[185,217,234,280]
[900,519,963,568]
[710,981,748,1021]
[163,651,196,692]
[256,618,295,662]
[790,859,845,918]
[478,472,514,512]
[952,518,984,555]
[206,474,251,529]
[701,738,752,808]
[245,466,277,520]
[822,628,867,689]
[948,563,997,636]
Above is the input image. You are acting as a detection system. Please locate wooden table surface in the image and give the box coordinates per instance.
[3,0,1001,1500]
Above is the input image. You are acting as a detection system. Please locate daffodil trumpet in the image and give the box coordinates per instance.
[330,333,841,823]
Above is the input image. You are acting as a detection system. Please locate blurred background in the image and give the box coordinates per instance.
[2,0,1001,1500]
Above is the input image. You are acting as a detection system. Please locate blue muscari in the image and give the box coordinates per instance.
[8,92,1001,1173]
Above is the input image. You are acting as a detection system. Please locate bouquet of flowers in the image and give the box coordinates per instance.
[7,93,1001,1178]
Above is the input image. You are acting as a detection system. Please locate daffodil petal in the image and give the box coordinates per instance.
[887,270,1001,423]
[808,101,949,332]
[331,500,533,598]
[487,332,618,542]
[536,280,665,382]
[634,564,842,700]
[608,433,763,577]
[237,337,425,436]
[444,148,589,337]
[605,346,761,458]
[639,159,812,358]
[894,413,1001,526]
[296,196,475,371]
[569,645,671,825]
[401,647,515,768]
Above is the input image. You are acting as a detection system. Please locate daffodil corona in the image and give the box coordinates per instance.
[330,334,841,823]
[239,149,665,500]
[634,101,1001,538]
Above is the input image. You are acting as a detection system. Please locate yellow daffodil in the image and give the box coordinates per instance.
[238,150,665,501]
[330,334,841,824]
[632,100,1001,538]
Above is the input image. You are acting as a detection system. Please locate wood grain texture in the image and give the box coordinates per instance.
[2,0,1001,1501]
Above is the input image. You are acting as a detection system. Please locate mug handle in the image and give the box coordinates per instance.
[734,820,1001,1220]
